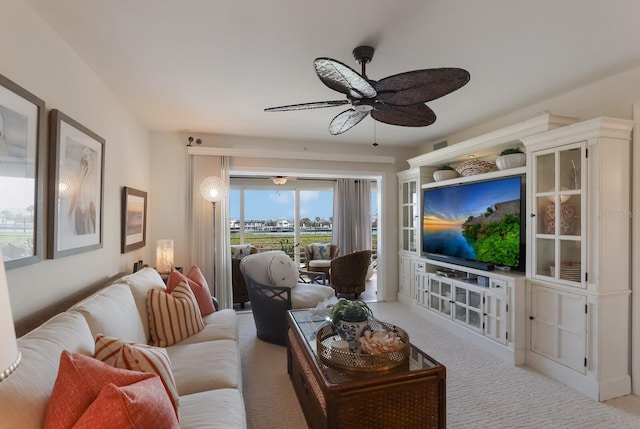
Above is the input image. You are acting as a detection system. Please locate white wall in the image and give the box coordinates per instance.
[2,1,152,320]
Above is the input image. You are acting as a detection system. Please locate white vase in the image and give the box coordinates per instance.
[433,169,459,181]
[496,153,526,170]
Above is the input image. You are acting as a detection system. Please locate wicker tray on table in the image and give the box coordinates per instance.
[316,319,409,372]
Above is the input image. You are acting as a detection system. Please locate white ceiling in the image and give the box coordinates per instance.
[25,0,640,148]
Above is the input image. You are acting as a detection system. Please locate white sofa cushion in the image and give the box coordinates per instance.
[291,283,335,309]
[308,259,331,268]
[116,268,167,342]
[2,312,94,429]
[71,283,148,345]
[179,389,246,429]
[179,309,238,344]
[166,340,240,396]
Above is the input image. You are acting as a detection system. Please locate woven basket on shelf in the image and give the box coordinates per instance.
[455,159,497,176]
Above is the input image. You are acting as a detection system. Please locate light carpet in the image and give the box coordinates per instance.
[238,301,640,428]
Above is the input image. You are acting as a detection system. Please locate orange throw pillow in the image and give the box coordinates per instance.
[94,335,179,418]
[44,351,178,429]
[148,280,205,347]
[72,378,179,429]
[166,267,215,316]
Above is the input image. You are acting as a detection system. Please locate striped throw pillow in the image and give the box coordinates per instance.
[94,334,179,418]
[147,280,205,347]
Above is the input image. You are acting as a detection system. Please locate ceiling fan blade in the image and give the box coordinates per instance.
[328,109,369,135]
[265,100,349,112]
[374,68,470,106]
[371,104,436,127]
[314,58,377,99]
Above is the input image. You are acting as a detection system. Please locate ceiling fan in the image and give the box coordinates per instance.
[265,45,470,135]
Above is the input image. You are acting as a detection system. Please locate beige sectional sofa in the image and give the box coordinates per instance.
[0,268,246,428]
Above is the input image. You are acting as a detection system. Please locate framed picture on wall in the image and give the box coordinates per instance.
[121,186,147,253]
[0,73,46,269]
[48,109,105,258]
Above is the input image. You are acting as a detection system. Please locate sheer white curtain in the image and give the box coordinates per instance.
[188,155,232,309]
[333,179,372,254]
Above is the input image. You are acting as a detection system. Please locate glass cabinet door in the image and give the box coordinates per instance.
[452,284,483,333]
[400,179,418,252]
[428,275,452,316]
[532,143,585,287]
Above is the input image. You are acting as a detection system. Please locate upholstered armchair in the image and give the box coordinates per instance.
[304,243,340,280]
[329,250,372,298]
[240,250,335,345]
[231,244,258,308]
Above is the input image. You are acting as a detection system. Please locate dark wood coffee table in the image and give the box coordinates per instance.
[287,309,446,429]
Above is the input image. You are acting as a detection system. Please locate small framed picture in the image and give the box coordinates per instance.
[121,187,147,253]
[48,110,105,259]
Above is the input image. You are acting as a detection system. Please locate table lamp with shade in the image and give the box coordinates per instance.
[156,239,174,274]
[199,176,228,297]
[0,249,21,383]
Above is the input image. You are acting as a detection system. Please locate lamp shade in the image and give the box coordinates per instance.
[156,239,174,274]
[200,176,228,203]
[0,249,21,382]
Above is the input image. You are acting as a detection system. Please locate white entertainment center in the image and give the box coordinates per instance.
[397,113,633,401]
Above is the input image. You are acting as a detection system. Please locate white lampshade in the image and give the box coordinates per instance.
[156,239,174,274]
[200,176,228,203]
[0,249,21,382]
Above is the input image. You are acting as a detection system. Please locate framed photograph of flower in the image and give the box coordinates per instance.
[48,109,105,258]
[0,73,46,269]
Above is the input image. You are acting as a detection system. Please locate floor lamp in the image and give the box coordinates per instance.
[199,176,228,299]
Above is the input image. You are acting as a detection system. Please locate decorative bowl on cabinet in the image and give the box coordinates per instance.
[433,169,459,181]
[496,153,526,170]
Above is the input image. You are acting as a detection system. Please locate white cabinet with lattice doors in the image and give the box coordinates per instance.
[522,117,632,401]
[484,280,509,346]
[529,284,586,374]
[397,169,422,302]
[415,261,523,361]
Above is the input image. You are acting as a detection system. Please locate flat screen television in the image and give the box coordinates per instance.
[422,175,525,272]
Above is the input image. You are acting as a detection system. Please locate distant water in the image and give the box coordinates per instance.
[236,230,377,236]
[423,229,475,260]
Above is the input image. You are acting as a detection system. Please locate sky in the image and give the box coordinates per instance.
[0,177,35,212]
[230,189,377,221]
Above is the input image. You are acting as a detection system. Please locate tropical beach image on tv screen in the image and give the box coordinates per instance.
[422,176,522,268]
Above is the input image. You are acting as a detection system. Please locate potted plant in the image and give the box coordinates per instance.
[329,299,373,348]
[496,147,526,170]
[433,164,459,182]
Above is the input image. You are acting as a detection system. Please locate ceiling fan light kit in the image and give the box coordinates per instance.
[265,45,470,135]
[272,176,288,185]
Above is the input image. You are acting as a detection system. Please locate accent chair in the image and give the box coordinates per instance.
[240,250,335,345]
[304,243,340,280]
[329,249,372,298]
